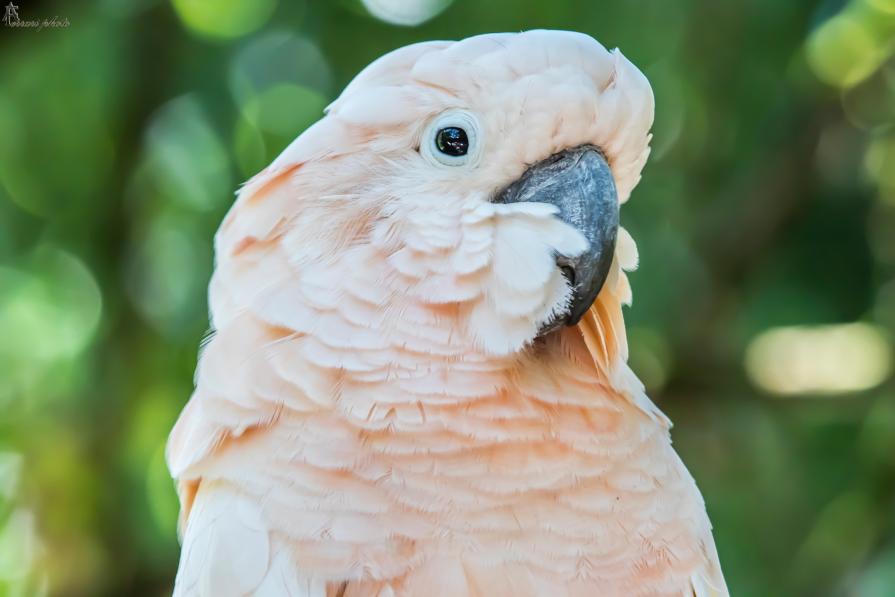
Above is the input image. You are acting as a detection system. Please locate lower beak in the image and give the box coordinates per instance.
[494,145,619,331]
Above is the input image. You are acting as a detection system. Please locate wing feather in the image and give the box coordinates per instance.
[173,482,270,597]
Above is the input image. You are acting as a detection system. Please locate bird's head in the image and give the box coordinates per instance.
[215,30,653,361]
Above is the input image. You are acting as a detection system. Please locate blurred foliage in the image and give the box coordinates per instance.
[0,0,894,595]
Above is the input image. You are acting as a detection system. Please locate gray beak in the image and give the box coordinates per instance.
[494,145,619,332]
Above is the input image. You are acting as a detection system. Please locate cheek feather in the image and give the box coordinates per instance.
[457,205,586,355]
[490,222,558,294]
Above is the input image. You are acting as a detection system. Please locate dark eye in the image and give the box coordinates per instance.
[435,127,469,156]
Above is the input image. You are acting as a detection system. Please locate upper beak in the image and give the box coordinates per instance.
[494,145,619,331]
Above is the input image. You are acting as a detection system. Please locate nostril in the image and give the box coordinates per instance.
[559,264,576,286]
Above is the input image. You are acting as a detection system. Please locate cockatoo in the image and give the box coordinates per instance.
[167,30,728,597]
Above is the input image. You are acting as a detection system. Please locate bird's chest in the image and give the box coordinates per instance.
[263,396,695,588]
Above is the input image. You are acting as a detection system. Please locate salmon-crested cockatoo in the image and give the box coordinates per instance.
[168,30,728,597]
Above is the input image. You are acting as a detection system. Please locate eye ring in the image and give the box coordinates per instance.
[421,110,482,167]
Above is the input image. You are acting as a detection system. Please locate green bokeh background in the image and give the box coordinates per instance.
[1,0,895,595]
